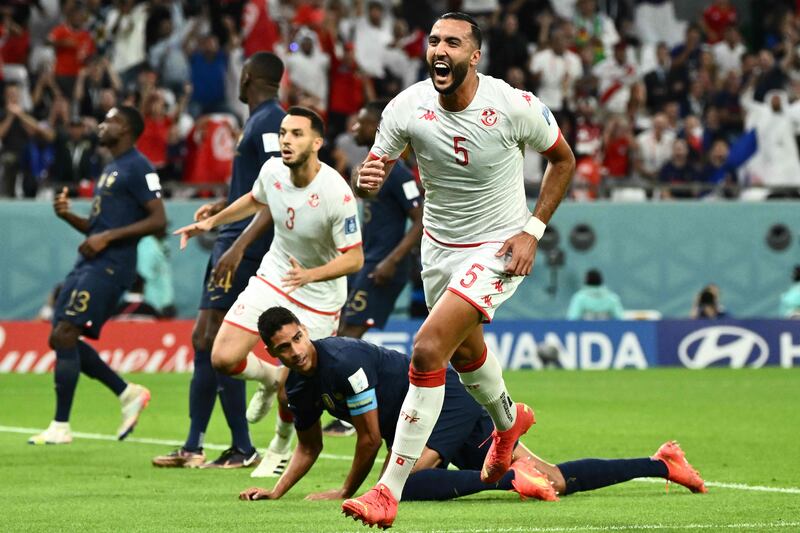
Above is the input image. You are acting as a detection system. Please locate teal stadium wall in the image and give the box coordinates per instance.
[1,200,797,320]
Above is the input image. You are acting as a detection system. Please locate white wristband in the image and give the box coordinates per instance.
[522,216,546,240]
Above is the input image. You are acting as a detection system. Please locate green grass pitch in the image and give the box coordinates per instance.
[1,369,799,532]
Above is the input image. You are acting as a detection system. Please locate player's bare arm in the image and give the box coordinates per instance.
[213,205,274,285]
[53,186,90,234]
[282,246,364,293]
[174,192,262,249]
[354,154,397,198]
[79,197,167,259]
[306,408,383,501]
[370,202,423,286]
[193,198,227,221]
[496,135,575,276]
[239,421,323,501]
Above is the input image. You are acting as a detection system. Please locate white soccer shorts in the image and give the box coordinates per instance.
[420,233,525,322]
[223,275,340,340]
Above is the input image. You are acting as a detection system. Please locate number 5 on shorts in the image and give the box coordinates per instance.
[460,264,484,289]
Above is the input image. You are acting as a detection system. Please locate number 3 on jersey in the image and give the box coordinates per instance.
[453,136,469,166]
[286,207,295,230]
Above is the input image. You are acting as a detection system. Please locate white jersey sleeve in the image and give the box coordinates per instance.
[370,92,412,161]
[329,181,362,252]
[512,90,561,153]
[250,157,281,204]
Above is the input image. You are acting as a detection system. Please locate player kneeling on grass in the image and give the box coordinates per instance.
[238,307,707,505]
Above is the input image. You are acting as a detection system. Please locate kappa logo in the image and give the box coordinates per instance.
[492,279,504,293]
[480,107,498,127]
[482,295,493,307]
[419,109,438,121]
[233,303,246,316]
[308,193,320,208]
[273,180,282,191]
[677,326,769,369]
[521,91,533,106]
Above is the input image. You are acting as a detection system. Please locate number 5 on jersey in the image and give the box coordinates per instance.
[453,136,469,166]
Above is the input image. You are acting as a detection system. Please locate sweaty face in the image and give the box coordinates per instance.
[427,19,477,96]
[352,108,378,147]
[268,323,316,375]
[97,108,126,147]
[279,115,318,168]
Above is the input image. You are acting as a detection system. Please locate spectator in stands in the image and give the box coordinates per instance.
[328,42,374,144]
[284,28,330,113]
[701,0,737,45]
[567,269,624,320]
[136,83,190,179]
[148,10,197,96]
[50,115,100,190]
[74,55,122,119]
[352,0,393,92]
[0,82,37,196]
[691,284,727,319]
[573,0,619,62]
[105,0,148,86]
[488,13,529,80]
[753,49,787,102]
[644,43,672,114]
[741,78,800,187]
[602,115,633,182]
[780,266,800,318]
[529,24,581,113]
[187,32,229,116]
[240,0,280,57]
[332,114,369,180]
[593,41,637,115]
[635,112,675,184]
[658,138,699,199]
[137,230,175,318]
[672,24,703,74]
[699,139,738,195]
[712,72,745,139]
[48,1,95,97]
[574,96,602,160]
[713,26,745,77]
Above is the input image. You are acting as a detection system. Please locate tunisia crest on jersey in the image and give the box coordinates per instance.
[480,107,498,127]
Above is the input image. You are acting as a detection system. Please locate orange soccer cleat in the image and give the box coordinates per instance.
[651,440,708,494]
[481,403,536,483]
[341,483,398,530]
[509,456,559,501]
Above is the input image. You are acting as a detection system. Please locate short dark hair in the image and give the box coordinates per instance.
[248,52,284,86]
[585,269,603,286]
[117,105,144,140]
[364,99,390,120]
[438,12,483,49]
[286,106,325,138]
[258,307,301,347]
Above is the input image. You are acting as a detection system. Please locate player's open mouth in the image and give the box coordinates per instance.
[281,149,293,157]
[433,61,451,82]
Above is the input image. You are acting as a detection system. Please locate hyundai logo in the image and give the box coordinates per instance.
[678,326,769,369]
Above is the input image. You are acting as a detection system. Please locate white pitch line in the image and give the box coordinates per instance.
[417,522,800,533]
[3,425,800,496]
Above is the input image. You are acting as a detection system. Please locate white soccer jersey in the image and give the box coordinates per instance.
[370,74,560,246]
[251,158,361,313]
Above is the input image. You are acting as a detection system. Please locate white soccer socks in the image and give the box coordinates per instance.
[455,347,517,431]
[377,367,446,500]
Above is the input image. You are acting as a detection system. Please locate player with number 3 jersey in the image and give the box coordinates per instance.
[343,12,576,529]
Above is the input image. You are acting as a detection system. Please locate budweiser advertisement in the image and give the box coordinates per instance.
[0,321,275,373]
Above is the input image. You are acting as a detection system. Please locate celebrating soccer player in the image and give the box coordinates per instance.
[29,106,166,445]
[342,12,577,528]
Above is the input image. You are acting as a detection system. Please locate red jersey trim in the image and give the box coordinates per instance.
[337,241,363,253]
[423,228,503,249]
[408,366,447,387]
[368,151,398,163]
[223,319,259,335]
[446,287,492,323]
[255,276,341,316]
[250,191,267,205]
[539,129,563,156]
[452,345,488,373]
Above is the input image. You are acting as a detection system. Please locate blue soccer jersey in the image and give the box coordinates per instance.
[361,161,420,264]
[219,98,285,260]
[76,148,161,287]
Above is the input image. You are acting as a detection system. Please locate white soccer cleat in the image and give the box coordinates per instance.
[246,382,276,424]
[28,421,73,445]
[250,449,292,478]
[117,383,151,440]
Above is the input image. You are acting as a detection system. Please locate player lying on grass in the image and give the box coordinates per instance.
[238,307,707,503]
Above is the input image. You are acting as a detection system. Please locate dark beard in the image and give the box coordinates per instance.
[428,59,469,95]
[284,149,312,169]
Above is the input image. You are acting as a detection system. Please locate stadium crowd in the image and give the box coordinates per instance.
[1,0,800,200]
